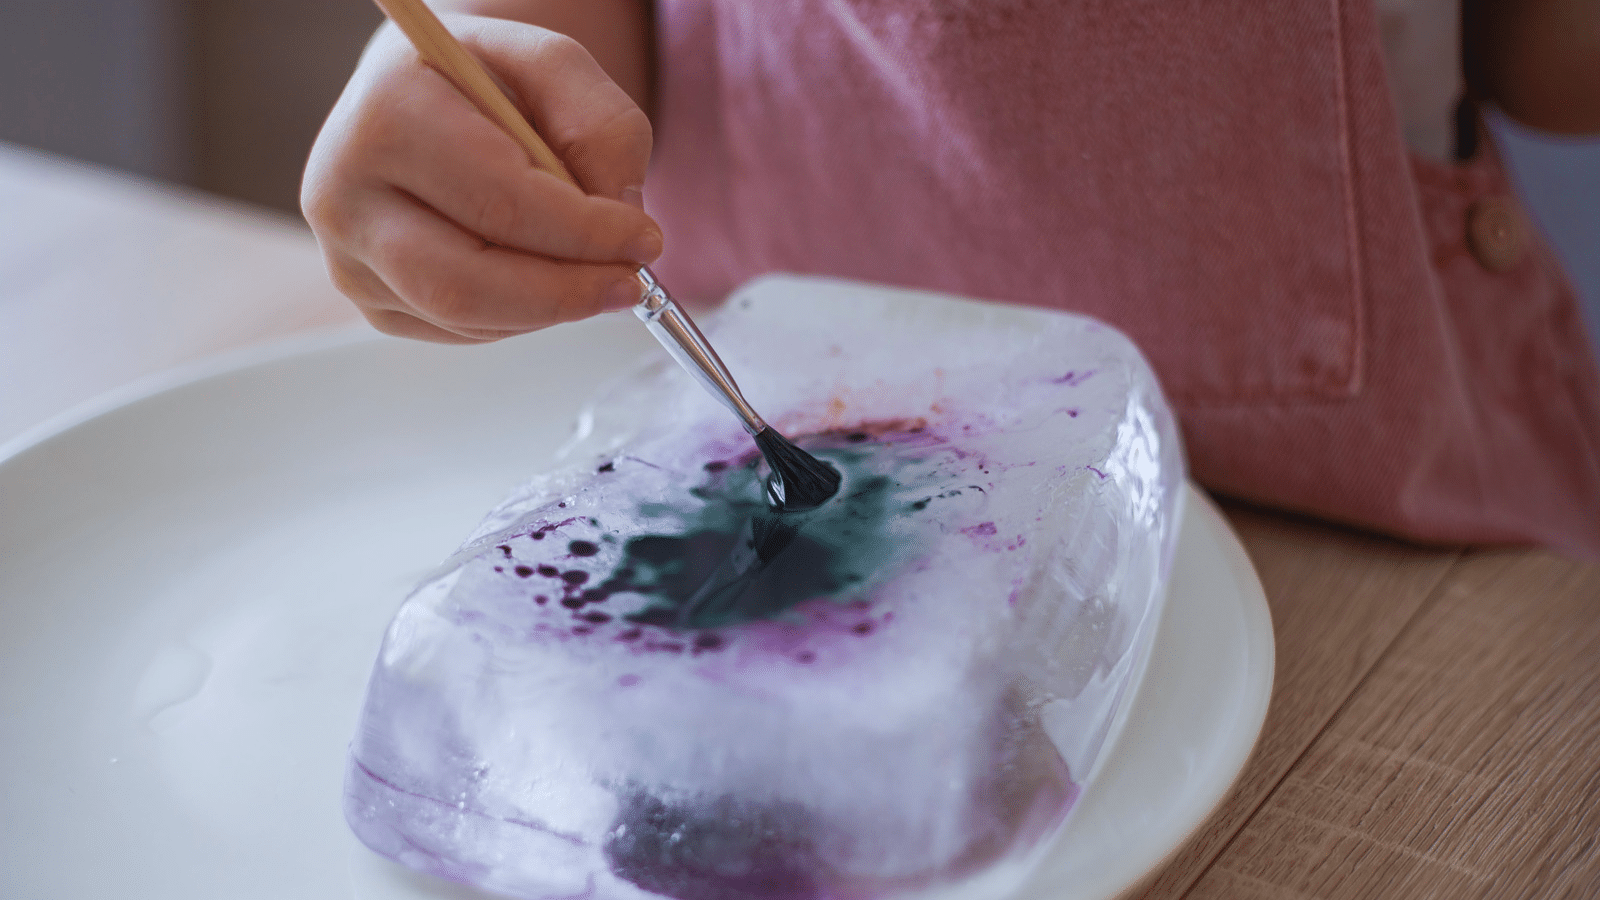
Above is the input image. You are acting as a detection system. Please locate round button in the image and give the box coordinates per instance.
[1466,197,1529,273]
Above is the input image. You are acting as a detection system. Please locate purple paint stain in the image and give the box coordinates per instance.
[529,519,578,539]
[963,522,998,537]
[1085,466,1108,480]
[1052,370,1095,386]
[463,425,996,670]
[618,674,640,687]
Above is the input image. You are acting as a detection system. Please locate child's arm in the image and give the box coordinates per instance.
[301,1,658,343]
[445,0,655,116]
[1465,0,1600,134]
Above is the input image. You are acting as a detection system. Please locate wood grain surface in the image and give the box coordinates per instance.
[1142,507,1600,900]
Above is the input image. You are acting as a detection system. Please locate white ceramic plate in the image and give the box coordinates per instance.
[0,318,1272,900]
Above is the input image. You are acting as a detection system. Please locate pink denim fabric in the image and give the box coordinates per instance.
[646,0,1600,558]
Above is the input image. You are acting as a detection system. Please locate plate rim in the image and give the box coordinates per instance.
[0,325,380,468]
[1112,486,1273,900]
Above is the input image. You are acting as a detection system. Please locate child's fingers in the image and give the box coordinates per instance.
[450,17,654,202]
[357,189,642,334]
[368,64,660,265]
[303,15,658,343]
[361,308,519,344]
[326,248,531,344]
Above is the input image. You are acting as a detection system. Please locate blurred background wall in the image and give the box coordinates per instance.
[1,0,1596,352]
[0,0,381,211]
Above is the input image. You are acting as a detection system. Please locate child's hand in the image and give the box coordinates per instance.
[302,15,659,343]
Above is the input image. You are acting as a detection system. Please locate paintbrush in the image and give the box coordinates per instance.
[370,0,841,511]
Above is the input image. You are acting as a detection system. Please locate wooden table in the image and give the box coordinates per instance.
[3,143,1596,899]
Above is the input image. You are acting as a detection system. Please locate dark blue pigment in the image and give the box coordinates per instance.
[579,428,953,629]
[487,424,984,640]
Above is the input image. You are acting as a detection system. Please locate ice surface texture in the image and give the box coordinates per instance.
[345,276,1186,900]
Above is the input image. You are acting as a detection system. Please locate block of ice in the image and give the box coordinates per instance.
[344,275,1186,899]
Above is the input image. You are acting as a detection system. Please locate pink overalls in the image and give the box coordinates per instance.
[645,0,1600,559]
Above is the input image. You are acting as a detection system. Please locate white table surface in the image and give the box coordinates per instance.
[0,141,361,446]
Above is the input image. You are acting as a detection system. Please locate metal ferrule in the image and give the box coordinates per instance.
[631,267,766,435]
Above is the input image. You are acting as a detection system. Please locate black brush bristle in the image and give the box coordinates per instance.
[753,427,841,512]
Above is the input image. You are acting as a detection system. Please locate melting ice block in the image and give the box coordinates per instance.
[345,276,1186,899]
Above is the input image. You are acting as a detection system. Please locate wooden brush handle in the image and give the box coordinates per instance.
[371,0,580,189]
